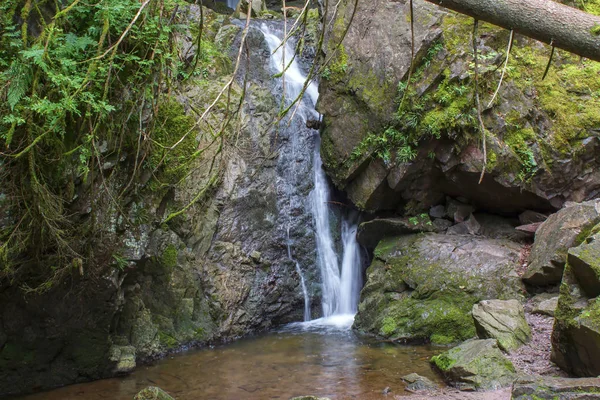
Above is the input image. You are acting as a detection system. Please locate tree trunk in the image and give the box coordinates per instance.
[422,0,600,62]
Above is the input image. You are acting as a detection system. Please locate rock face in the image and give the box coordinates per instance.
[523,200,600,287]
[134,387,175,400]
[472,300,531,352]
[431,339,516,391]
[0,13,321,397]
[353,234,525,345]
[318,0,600,215]
[512,376,600,400]
[552,232,600,377]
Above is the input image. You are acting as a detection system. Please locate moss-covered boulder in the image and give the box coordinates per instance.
[353,234,525,345]
[523,200,600,287]
[552,233,600,376]
[512,376,600,400]
[134,387,175,400]
[472,300,531,352]
[431,339,516,391]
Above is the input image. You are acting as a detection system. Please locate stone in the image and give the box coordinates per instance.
[446,213,480,235]
[431,339,516,391]
[516,222,543,235]
[567,234,600,298]
[472,300,531,352]
[552,234,600,377]
[289,397,331,400]
[356,216,438,248]
[401,373,438,391]
[429,205,446,219]
[108,345,136,374]
[354,233,524,345]
[519,210,548,225]
[523,200,600,287]
[530,294,559,317]
[432,218,453,231]
[446,198,476,223]
[134,387,175,400]
[512,375,600,399]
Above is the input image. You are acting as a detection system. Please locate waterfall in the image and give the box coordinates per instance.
[258,23,362,327]
[226,0,239,10]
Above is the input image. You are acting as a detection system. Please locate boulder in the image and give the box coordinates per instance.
[431,339,516,391]
[523,200,600,287]
[356,216,438,248]
[512,376,600,399]
[401,373,438,391]
[134,387,175,400]
[446,213,480,235]
[519,210,548,225]
[472,300,531,352]
[551,233,600,376]
[354,234,525,345]
[429,205,446,219]
[530,294,559,317]
[446,198,475,223]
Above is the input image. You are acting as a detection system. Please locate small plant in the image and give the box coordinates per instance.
[112,253,129,271]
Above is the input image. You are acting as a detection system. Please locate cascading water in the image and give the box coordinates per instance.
[226,0,239,10]
[258,23,362,328]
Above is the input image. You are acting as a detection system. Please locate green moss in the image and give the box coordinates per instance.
[431,352,457,371]
[147,99,197,191]
[327,44,349,83]
[161,245,178,270]
[158,331,178,348]
[592,24,600,35]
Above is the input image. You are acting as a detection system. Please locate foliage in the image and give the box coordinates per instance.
[0,0,217,291]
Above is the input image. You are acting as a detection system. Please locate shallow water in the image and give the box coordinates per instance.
[17,319,444,400]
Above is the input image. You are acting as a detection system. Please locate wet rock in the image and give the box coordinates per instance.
[134,387,175,400]
[523,200,600,287]
[356,216,438,248]
[529,293,559,317]
[446,213,480,235]
[401,373,438,391]
[512,375,600,399]
[354,233,524,345]
[519,210,548,225]
[552,233,600,376]
[472,300,531,352]
[431,339,516,391]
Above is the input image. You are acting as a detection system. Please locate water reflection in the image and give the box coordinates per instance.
[16,326,443,400]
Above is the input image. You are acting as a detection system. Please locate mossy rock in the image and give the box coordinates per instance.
[134,387,175,400]
[552,234,600,376]
[524,200,600,287]
[354,233,525,345]
[472,299,531,352]
[512,375,600,399]
[431,339,516,391]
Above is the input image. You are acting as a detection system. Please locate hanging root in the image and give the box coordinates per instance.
[472,19,487,185]
[487,29,514,108]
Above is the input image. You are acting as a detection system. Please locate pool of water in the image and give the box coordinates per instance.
[16,317,445,400]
